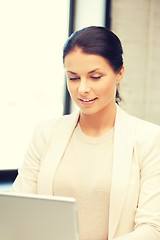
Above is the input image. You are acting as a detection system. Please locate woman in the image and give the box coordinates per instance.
[12,26,160,240]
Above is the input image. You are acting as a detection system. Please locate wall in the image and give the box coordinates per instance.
[111,0,160,124]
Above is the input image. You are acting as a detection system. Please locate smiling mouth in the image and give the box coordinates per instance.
[78,97,97,102]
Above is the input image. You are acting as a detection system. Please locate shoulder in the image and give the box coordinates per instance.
[118,106,160,140]
[128,113,160,142]
[118,106,160,159]
[131,116,160,163]
[34,111,79,135]
[118,106,160,168]
[32,111,79,143]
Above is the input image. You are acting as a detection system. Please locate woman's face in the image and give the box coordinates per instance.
[64,48,124,116]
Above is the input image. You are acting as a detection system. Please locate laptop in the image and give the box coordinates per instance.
[0,192,79,240]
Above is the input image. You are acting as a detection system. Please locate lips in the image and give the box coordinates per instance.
[79,97,97,101]
[78,97,97,105]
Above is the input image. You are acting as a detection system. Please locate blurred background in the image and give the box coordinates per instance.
[0,0,160,185]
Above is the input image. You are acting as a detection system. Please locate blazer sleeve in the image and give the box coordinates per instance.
[11,120,55,194]
[113,129,160,240]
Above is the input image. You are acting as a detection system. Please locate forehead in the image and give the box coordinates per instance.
[64,48,112,73]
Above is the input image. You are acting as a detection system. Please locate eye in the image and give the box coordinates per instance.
[90,75,102,80]
[68,76,80,81]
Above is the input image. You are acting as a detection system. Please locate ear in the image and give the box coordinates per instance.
[116,66,124,84]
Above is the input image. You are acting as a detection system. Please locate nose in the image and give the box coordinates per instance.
[78,78,90,95]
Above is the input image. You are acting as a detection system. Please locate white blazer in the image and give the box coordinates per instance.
[12,105,160,240]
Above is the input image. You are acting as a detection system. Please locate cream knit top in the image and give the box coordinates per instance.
[54,124,114,240]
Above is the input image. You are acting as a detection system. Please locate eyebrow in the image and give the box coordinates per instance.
[67,68,101,75]
[67,71,77,75]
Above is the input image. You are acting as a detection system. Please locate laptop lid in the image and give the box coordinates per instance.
[0,192,79,240]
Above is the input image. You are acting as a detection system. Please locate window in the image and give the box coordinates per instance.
[0,0,69,169]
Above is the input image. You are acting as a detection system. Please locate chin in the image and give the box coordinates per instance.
[79,107,101,116]
[79,103,115,116]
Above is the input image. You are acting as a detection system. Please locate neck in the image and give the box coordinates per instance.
[79,102,117,137]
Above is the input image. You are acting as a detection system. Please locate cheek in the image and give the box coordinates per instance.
[67,81,76,97]
[98,80,116,98]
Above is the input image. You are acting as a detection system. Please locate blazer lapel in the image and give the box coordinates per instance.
[108,106,135,240]
[37,111,80,195]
